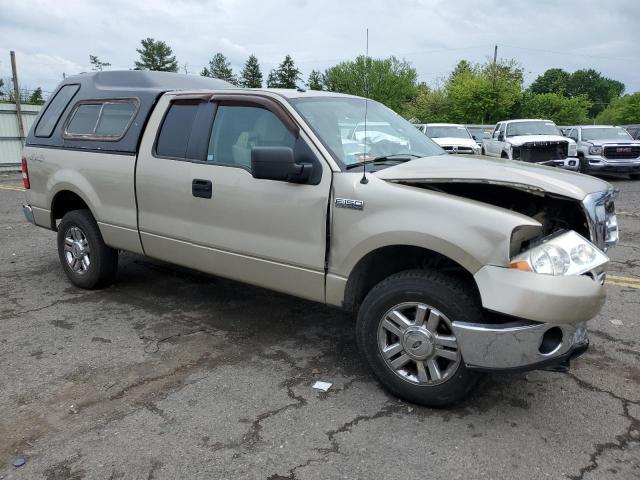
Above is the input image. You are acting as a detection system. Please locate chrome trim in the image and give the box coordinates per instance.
[582,190,618,251]
[452,320,587,369]
[22,204,35,224]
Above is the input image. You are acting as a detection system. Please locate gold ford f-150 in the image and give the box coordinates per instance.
[21,71,618,406]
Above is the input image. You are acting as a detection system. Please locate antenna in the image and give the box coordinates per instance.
[360,28,369,185]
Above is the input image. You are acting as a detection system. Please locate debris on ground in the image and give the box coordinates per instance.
[13,458,26,468]
[610,319,624,326]
[69,404,79,414]
[312,381,332,392]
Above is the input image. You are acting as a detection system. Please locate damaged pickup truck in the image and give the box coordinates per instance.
[22,71,618,406]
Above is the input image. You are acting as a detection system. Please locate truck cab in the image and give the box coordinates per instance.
[21,71,618,406]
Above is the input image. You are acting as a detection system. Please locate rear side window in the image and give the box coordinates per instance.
[35,84,80,137]
[155,103,200,158]
[65,100,138,140]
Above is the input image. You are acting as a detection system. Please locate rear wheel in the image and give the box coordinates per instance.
[630,174,640,180]
[57,209,118,289]
[356,269,482,407]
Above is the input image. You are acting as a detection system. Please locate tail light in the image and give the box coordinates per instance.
[21,157,30,189]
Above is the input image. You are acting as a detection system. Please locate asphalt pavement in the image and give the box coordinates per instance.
[0,171,639,479]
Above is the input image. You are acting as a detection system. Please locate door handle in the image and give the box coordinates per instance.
[192,179,212,199]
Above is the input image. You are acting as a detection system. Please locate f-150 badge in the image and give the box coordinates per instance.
[335,198,364,210]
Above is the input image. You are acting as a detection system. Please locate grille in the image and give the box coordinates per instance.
[603,145,640,160]
[442,146,475,154]
[518,141,568,163]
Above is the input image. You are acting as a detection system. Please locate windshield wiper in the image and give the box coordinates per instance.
[345,154,422,170]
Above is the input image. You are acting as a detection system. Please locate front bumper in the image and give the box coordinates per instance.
[585,155,640,173]
[452,319,589,371]
[474,265,606,324]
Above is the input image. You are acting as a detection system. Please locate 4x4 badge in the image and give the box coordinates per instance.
[335,198,364,210]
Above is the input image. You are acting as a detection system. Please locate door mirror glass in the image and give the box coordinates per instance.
[251,146,313,183]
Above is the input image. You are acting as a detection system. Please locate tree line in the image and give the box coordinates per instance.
[5,36,639,125]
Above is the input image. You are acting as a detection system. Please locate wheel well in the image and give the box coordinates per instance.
[501,151,509,158]
[51,191,90,229]
[342,245,480,312]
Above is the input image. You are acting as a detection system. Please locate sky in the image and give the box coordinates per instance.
[1,0,639,97]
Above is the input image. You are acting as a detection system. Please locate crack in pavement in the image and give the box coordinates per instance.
[268,400,410,480]
[566,372,640,480]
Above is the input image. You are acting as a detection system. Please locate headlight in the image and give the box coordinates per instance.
[589,146,602,155]
[569,144,577,156]
[473,146,481,154]
[510,230,608,276]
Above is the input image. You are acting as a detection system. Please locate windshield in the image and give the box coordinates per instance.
[425,125,472,139]
[582,127,632,141]
[507,121,560,137]
[288,97,444,170]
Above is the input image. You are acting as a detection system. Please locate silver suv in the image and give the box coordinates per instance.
[565,125,640,178]
[21,71,619,406]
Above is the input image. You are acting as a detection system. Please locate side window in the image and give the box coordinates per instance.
[65,100,137,140]
[155,103,200,158]
[206,105,295,169]
[569,129,579,141]
[35,84,80,137]
[493,124,501,139]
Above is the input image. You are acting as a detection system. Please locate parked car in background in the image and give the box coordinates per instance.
[22,71,618,407]
[466,125,494,149]
[623,125,640,140]
[482,119,579,170]
[565,125,640,177]
[418,123,481,154]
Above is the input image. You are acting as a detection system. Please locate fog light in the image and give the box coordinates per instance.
[539,327,563,355]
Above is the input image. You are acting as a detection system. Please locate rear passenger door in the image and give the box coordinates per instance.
[136,93,331,303]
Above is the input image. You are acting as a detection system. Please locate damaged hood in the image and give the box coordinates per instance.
[374,154,611,200]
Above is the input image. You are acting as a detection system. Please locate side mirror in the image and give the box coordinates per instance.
[471,135,477,141]
[498,133,505,141]
[251,146,312,183]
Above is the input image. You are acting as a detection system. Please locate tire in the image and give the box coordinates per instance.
[356,269,482,407]
[57,209,118,289]
[630,174,640,180]
[501,151,509,159]
[480,147,486,156]
[578,154,588,174]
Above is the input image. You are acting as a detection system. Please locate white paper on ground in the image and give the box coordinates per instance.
[312,381,332,392]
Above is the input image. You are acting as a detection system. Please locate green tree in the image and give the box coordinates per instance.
[134,38,178,72]
[27,87,45,105]
[306,70,323,90]
[596,93,640,124]
[89,54,111,71]
[521,92,591,124]
[266,55,301,88]
[202,53,237,85]
[239,54,262,88]
[565,69,624,117]
[528,68,570,95]
[402,84,450,122]
[448,60,473,83]
[445,59,523,123]
[323,56,418,112]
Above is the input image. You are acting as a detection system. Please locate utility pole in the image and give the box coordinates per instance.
[493,44,498,65]
[10,51,26,142]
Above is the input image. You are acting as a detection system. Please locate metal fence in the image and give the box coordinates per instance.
[0,103,42,170]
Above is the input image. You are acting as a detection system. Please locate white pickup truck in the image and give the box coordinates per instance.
[482,119,579,170]
[21,71,618,406]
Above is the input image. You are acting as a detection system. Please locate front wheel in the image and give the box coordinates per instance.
[356,269,482,407]
[57,209,118,289]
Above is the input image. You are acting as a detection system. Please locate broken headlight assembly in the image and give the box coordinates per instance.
[510,230,609,276]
